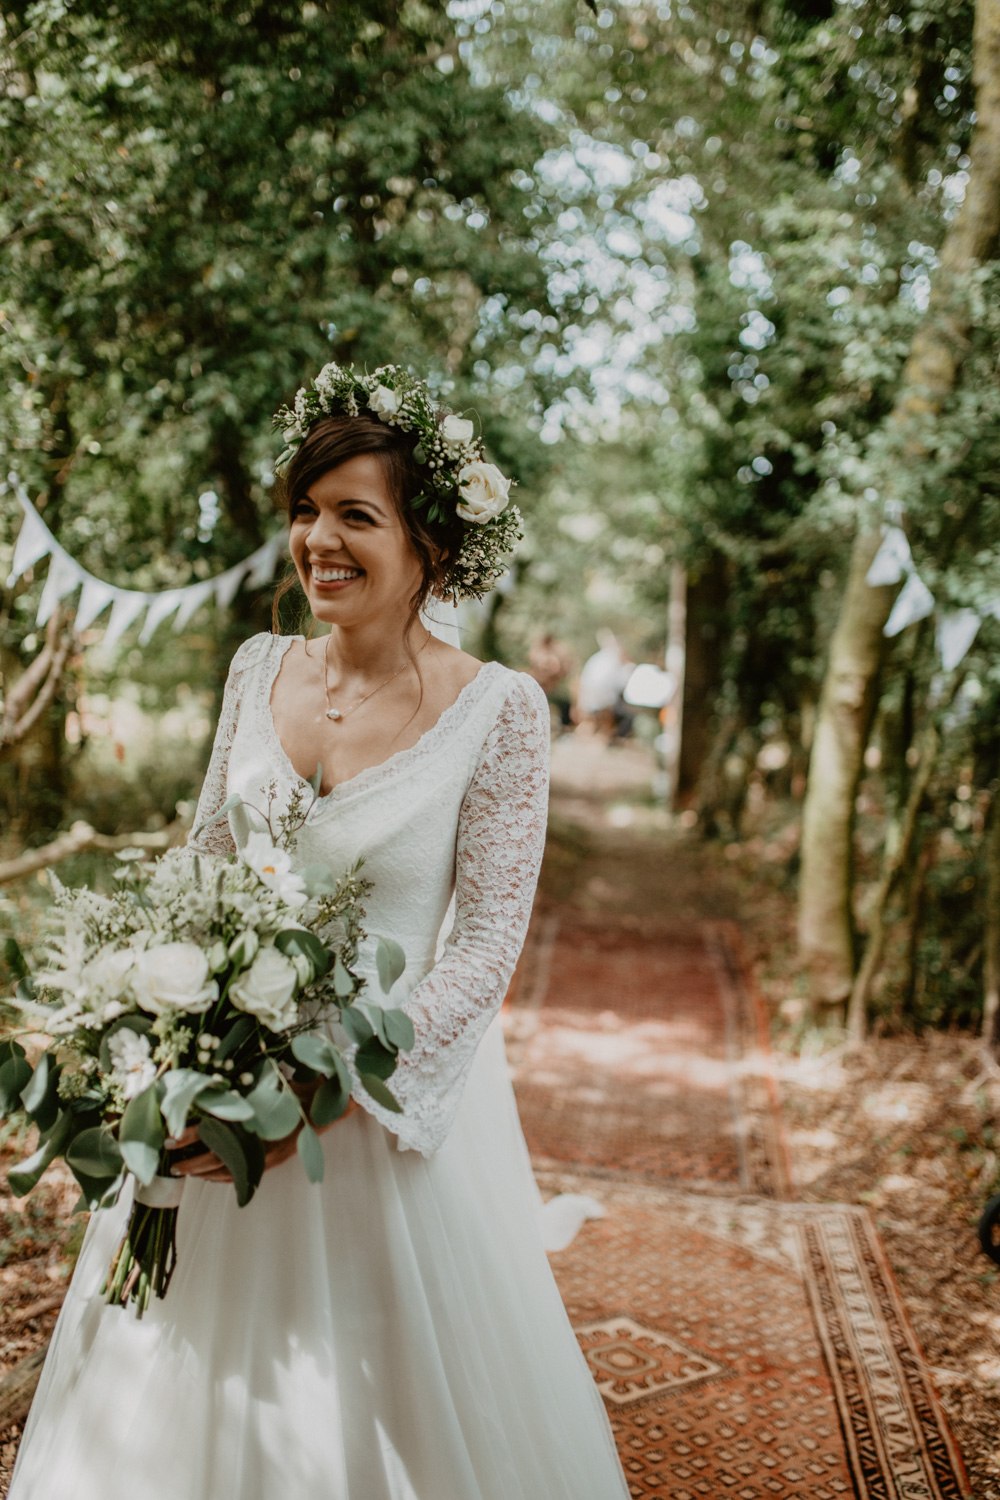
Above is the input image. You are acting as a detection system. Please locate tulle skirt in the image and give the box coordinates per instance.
[8,1020,629,1500]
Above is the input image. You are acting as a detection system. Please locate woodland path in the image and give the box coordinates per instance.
[505,732,970,1500]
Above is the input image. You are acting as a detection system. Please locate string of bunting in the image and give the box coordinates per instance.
[865,522,1000,673]
[2,473,285,649]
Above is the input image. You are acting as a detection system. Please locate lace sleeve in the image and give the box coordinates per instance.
[350,673,550,1156]
[187,634,271,856]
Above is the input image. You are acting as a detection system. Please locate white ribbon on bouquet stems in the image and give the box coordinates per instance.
[865,522,1000,673]
[3,472,285,648]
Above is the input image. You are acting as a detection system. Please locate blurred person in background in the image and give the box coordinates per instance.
[576,630,634,741]
[528,631,574,732]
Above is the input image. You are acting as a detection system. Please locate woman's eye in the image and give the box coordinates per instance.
[345,508,375,524]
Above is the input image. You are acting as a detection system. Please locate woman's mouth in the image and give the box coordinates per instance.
[310,565,362,589]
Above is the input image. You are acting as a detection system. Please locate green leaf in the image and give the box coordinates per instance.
[355,1035,397,1081]
[339,1006,373,1046]
[310,1075,350,1126]
[69,1168,123,1213]
[275,928,331,977]
[359,1002,390,1047]
[300,862,338,897]
[119,1083,166,1186]
[375,936,406,993]
[214,1013,257,1062]
[160,1068,214,1140]
[245,1074,301,1140]
[196,1116,260,1207]
[98,1014,153,1075]
[66,1127,124,1178]
[308,763,323,798]
[200,1089,255,1122]
[192,792,243,841]
[358,1073,402,1113]
[0,1039,26,1069]
[7,1110,74,1196]
[383,1008,415,1052]
[290,1030,339,1077]
[332,955,355,998]
[15,976,36,1004]
[297,1123,324,1183]
[0,1056,33,1118]
[20,1052,61,1133]
[2,938,28,982]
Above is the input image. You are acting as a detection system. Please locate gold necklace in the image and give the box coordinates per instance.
[321,634,427,723]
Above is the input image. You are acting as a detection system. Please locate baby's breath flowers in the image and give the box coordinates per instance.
[273,362,523,601]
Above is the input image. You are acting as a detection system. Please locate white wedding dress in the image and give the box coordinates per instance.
[9,632,629,1500]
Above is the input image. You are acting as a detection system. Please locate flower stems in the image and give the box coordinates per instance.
[102,1199,179,1317]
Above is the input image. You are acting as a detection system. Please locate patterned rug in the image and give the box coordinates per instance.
[506,912,970,1500]
[506,915,790,1198]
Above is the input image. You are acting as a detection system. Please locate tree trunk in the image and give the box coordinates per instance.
[678,552,726,804]
[798,0,1000,1005]
[983,783,1000,1059]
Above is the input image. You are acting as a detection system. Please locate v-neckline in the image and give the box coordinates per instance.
[261,635,499,809]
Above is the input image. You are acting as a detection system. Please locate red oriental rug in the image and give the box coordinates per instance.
[506,914,970,1500]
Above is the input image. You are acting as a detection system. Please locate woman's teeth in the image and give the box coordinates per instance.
[312,567,361,582]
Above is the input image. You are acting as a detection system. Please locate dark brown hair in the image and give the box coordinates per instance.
[271,414,465,634]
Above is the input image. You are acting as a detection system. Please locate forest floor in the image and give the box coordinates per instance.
[0,730,996,1495]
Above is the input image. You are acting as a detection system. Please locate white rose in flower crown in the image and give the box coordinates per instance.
[133,943,218,1016]
[441,414,475,450]
[456,461,512,523]
[242,832,307,908]
[230,947,300,1032]
[368,384,401,422]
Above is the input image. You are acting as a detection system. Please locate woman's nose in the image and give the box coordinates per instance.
[307,512,347,553]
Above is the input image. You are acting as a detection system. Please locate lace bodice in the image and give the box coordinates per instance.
[189,633,550,1157]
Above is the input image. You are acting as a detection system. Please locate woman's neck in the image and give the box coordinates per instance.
[318,617,429,677]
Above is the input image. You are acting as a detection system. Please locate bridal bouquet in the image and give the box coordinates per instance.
[1,775,411,1316]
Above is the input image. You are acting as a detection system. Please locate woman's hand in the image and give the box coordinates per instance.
[167,1084,359,1185]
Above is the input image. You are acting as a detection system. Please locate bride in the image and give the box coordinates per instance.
[9,364,630,1500]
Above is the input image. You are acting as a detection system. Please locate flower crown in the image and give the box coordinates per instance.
[272,362,522,602]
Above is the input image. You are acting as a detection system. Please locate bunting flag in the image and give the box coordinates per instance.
[2,473,285,648]
[866,520,1000,671]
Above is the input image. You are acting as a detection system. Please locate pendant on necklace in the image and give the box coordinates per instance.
[326,708,342,721]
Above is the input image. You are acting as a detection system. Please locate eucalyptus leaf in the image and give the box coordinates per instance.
[7,1110,74,1196]
[359,1002,390,1047]
[0,1056,33,1118]
[297,1123,325,1183]
[301,862,338,897]
[355,1035,397,1082]
[0,1039,26,1069]
[308,763,323,797]
[383,1009,415,1052]
[358,1073,402,1114]
[310,1075,351,1127]
[214,1013,257,1062]
[332,955,355,998]
[245,1074,301,1140]
[69,1167,124,1213]
[67,1127,124,1178]
[200,1089,256,1122]
[160,1069,214,1140]
[339,1006,373,1047]
[2,938,27,981]
[119,1082,166,1186]
[15,976,36,1004]
[275,928,331,978]
[197,1117,261,1207]
[290,1031,339,1077]
[375,936,406,994]
[20,1052,50,1115]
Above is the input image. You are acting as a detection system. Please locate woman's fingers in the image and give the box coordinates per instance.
[164,1125,199,1150]
[170,1150,232,1182]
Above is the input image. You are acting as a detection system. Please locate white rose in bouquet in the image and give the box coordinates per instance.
[441,414,475,450]
[456,460,511,523]
[243,833,307,908]
[230,947,300,1032]
[107,1028,157,1100]
[368,384,401,422]
[133,943,218,1017]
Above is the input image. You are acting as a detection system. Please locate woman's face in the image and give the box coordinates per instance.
[288,454,425,629]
